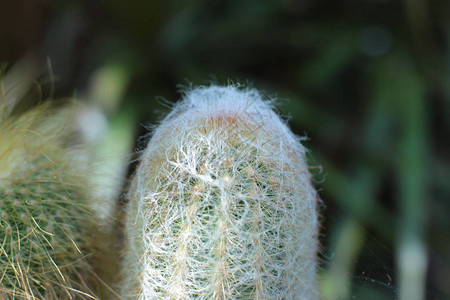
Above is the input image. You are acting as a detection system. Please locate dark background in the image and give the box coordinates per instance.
[1,0,449,299]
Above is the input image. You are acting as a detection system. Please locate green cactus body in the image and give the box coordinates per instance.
[124,86,319,299]
[0,104,96,299]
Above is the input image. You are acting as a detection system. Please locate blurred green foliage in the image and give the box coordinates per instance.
[1,0,449,299]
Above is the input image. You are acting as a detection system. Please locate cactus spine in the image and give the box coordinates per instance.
[124,85,319,299]
[0,90,96,298]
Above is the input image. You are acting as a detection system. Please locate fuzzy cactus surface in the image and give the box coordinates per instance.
[124,85,319,299]
[0,99,97,299]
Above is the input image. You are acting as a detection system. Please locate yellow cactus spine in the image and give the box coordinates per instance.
[124,85,319,299]
[0,77,97,299]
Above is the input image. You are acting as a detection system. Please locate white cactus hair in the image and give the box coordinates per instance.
[123,84,319,299]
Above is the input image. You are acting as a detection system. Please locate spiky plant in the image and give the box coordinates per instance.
[124,85,319,299]
[0,78,97,299]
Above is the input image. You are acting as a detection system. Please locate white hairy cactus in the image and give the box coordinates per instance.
[124,85,319,299]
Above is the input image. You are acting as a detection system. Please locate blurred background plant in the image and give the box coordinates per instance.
[1,0,449,299]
